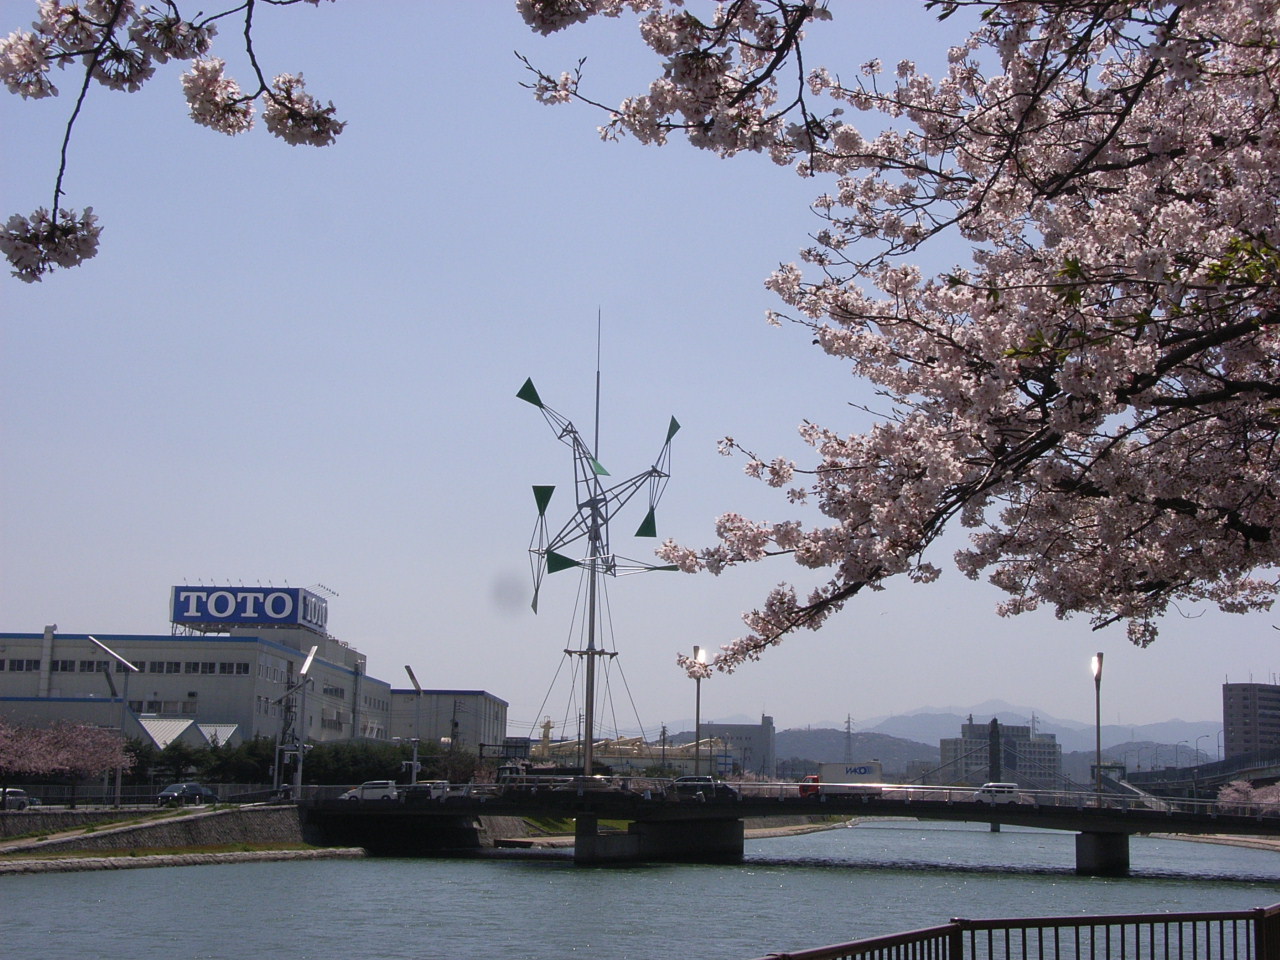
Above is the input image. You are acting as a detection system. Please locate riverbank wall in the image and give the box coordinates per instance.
[2,804,311,856]
[0,808,158,840]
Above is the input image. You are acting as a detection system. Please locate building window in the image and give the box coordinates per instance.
[79,660,109,673]
[50,660,75,672]
[8,659,40,671]
[115,660,141,673]
[218,661,250,675]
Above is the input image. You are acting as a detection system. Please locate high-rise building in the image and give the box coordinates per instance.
[937,717,1062,787]
[1222,682,1280,758]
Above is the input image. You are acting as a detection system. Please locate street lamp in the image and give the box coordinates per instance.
[293,645,318,798]
[693,646,706,777]
[90,636,138,808]
[405,665,423,783]
[1194,734,1209,800]
[1091,652,1104,800]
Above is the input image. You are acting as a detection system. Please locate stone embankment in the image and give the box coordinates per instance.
[0,808,154,840]
[0,804,365,874]
[3,804,311,854]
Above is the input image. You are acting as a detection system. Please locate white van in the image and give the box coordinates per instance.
[973,782,1021,804]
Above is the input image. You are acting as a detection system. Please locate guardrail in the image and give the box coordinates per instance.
[301,777,1280,820]
[749,903,1280,960]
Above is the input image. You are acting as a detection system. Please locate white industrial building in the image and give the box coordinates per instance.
[0,586,506,758]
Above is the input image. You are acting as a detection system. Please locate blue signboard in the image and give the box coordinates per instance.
[170,586,328,633]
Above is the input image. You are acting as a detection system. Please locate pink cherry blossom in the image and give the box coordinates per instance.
[0,206,101,282]
[2,0,343,278]
[525,0,1280,671]
[182,57,253,134]
[263,72,345,147]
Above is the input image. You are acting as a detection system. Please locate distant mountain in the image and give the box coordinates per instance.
[774,728,939,776]
[859,701,1220,754]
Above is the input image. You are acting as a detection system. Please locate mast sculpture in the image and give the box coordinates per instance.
[518,376,679,775]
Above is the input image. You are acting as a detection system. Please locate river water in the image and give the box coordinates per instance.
[5,821,1280,959]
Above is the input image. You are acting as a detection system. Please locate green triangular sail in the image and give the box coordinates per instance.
[516,378,543,408]
[533,485,554,516]
[635,507,657,538]
[546,550,580,573]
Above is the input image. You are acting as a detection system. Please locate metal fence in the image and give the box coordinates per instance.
[749,904,1280,960]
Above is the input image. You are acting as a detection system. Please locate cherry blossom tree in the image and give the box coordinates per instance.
[0,720,44,807]
[0,0,343,281]
[516,0,1280,673]
[0,720,131,806]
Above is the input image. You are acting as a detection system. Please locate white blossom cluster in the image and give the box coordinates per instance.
[0,206,101,282]
[181,57,251,134]
[263,73,345,146]
[1,0,340,279]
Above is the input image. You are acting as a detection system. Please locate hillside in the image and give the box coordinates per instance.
[775,728,939,777]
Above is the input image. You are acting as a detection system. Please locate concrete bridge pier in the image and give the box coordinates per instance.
[1075,831,1130,876]
[574,816,744,865]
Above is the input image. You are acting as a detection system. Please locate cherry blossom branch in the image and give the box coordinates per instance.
[0,0,342,281]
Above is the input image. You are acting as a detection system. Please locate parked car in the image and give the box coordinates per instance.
[338,780,399,803]
[157,782,219,806]
[401,780,450,802]
[1,787,34,810]
[669,776,739,801]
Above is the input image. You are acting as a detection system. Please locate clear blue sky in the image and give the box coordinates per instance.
[2,1,1272,738]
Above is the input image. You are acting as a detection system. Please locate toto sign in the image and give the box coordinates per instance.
[170,586,328,633]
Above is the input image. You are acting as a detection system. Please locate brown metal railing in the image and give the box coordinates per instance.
[750,903,1280,960]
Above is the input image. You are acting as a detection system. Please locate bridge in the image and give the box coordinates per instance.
[301,777,1280,875]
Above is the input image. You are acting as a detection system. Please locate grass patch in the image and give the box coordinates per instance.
[2,841,320,861]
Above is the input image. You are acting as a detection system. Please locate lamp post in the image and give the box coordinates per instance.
[693,645,706,777]
[1091,652,1104,801]
[1194,734,1209,800]
[90,636,138,808]
[292,645,318,799]
[405,665,423,783]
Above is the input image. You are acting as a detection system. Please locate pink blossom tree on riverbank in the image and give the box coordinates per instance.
[0,720,131,806]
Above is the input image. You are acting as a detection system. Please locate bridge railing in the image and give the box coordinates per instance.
[312,776,1280,821]
[747,903,1280,960]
